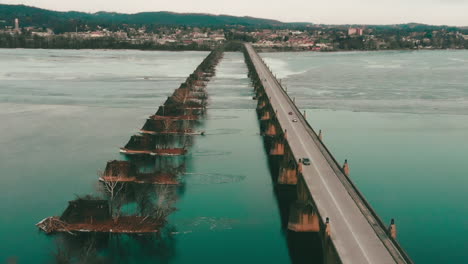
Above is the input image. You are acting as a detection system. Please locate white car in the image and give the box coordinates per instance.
[292,118,298,122]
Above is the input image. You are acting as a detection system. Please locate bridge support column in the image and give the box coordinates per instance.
[278,144,298,185]
[254,86,265,98]
[270,130,286,155]
[288,201,320,232]
[256,97,267,110]
[278,166,298,185]
[270,139,284,155]
[261,109,271,121]
[265,121,278,137]
[288,177,319,232]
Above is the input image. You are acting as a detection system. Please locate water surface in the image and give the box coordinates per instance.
[261,50,468,264]
[2,48,467,263]
[0,49,293,263]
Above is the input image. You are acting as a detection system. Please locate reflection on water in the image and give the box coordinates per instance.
[265,145,323,264]
[183,172,246,185]
[8,48,463,263]
[51,228,177,263]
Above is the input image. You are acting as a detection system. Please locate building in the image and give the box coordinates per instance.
[32,32,53,37]
[348,28,364,36]
[14,18,19,32]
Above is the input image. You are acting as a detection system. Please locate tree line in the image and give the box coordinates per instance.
[0,33,213,51]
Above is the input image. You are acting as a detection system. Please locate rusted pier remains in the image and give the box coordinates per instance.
[244,43,413,264]
[120,48,224,159]
[98,160,179,184]
[37,48,224,235]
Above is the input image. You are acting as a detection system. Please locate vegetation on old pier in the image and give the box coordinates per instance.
[37,46,224,237]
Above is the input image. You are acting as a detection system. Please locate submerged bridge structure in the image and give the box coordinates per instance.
[244,43,413,264]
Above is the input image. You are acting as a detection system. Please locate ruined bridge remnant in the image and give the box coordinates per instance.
[140,119,202,135]
[120,134,188,156]
[244,43,413,264]
[120,48,224,157]
[98,160,179,185]
[37,48,224,235]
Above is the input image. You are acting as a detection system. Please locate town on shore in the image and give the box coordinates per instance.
[2,17,468,51]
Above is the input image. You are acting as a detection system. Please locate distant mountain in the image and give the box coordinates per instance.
[0,4,312,33]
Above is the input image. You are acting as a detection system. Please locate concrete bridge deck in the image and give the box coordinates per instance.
[245,43,412,264]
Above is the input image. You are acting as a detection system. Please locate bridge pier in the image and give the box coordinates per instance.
[278,166,298,185]
[270,130,286,155]
[277,144,298,185]
[288,177,319,232]
[261,108,272,121]
[255,86,265,97]
[264,121,278,137]
[288,201,320,232]
[270,139,285,155]
[257,98,267,110]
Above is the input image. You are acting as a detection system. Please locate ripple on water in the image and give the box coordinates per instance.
[183,172,246,184]
[174,217,239,233]
[205,128,243,135]
[205,114,239,120]
[191,149,232,156]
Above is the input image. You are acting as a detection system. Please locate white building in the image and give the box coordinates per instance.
[348,28,364,36]
[14,18,20,32]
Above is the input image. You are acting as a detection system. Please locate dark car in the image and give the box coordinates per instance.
[288,111,293,115]
[302,158,311,165]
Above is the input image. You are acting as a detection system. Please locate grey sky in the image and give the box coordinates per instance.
[2,0,468,26]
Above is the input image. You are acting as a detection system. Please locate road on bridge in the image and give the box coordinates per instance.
[245,43,409,264]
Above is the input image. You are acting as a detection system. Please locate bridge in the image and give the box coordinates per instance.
[243,43,413,264]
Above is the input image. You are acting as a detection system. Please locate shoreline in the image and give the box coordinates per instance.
[1,46,466,53]
[255,47,468,53]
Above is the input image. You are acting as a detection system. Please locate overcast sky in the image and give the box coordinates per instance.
[2,0,468,26]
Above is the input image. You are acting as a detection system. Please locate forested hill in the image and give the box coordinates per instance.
[0,4,311,33]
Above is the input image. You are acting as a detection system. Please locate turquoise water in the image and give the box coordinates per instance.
[2,48,467,263]
[261,50,468,264]
[0,50,295,263]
